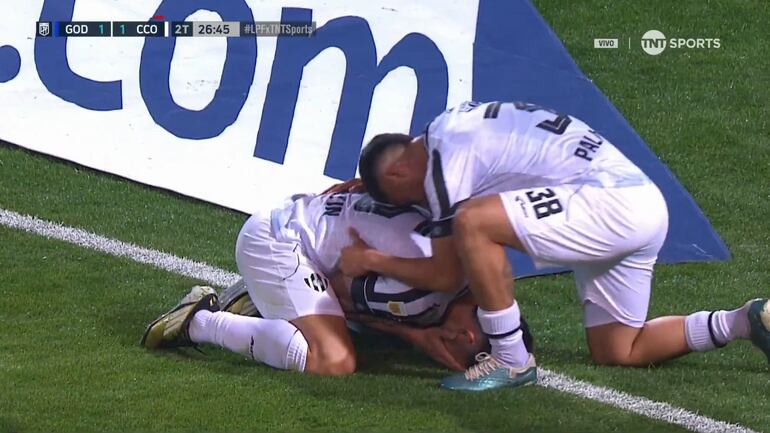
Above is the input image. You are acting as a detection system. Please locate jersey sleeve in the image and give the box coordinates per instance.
[423,117,479,234]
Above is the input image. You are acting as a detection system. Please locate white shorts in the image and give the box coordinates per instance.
[500,183,669,328]
[235,213,344,321]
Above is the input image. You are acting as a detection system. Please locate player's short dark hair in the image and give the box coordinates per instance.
[358,133,412,202]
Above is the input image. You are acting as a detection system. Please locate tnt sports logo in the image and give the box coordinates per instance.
[641,30,667,55]
[641,29,721,56]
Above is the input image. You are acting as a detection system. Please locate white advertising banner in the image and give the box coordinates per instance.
[0,0,477,213]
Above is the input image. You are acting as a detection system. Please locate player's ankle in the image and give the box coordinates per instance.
[188,309,215,343]
[493,339,530,367]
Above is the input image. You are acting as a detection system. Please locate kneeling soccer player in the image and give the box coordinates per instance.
[141,192,520,374]
[352,100,770,390]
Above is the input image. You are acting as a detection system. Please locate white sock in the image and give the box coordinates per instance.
[685,303,753,352]
[710,303,752,345]
[189,310,308,371]
[685,311,716,352]
[477,302,529,367]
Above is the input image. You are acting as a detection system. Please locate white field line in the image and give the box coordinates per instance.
[0,207,757,433]
[0,208,240,288]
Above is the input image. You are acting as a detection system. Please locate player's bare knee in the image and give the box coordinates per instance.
[320,346,357,376]
[303,333,356,376]
[453,203,484,240]
[328,353,356,376]
[306,347,356,376]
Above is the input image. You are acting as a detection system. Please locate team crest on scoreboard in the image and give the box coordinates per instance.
[37,21,50,37]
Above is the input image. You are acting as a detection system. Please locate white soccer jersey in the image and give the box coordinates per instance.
[271,193,430,273]
[423,101,650,226]
[269,193,459,325]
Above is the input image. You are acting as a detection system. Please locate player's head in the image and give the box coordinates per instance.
[359,133,428,206]
[439,295,534,368]
[439,314,490,368]
[434,293,488,367]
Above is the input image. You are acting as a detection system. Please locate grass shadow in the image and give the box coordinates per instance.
[0,418,21,433]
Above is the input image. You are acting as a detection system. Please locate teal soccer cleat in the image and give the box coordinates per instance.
[441,352,537,391]
[748,299,770,363]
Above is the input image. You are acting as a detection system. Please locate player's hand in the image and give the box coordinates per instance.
[322,178,365,195]
[347,315,464,371]
[339,229,374,277]
[412,327,466,371]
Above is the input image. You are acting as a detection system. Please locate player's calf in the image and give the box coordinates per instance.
[586,317,689,367]
[451,196,532,374]
[185,310,357,376]
[586,299,770,367]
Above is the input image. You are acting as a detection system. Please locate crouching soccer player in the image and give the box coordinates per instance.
[141,192,532,374]
[217,276,533,372]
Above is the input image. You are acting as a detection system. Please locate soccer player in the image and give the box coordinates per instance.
[141,192,527,374]
[218,276,533,372]
[349,100,770,390]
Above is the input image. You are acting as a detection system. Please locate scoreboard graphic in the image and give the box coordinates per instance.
[36,20,316,37]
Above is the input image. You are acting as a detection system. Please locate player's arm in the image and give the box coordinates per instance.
[382,127,477,293]
[339,229,463,293]
[347,313,465,371]
[363,234,463,293]
[339,125,476,292]
[339,134,473,292]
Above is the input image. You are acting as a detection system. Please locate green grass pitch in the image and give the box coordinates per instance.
[1,1,769,431]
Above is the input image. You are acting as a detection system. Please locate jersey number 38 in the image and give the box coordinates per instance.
[525,188,563,219]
